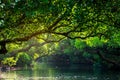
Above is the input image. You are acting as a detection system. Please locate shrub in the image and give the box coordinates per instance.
[16,52,32,67]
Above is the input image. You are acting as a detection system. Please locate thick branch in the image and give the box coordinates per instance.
[96,49,120,66]
[86,47,120,66]
[0,42,7,54]
[48,11,66,30]
[51,29,104,39]
[0,30,46,54]
[0,30,46,44]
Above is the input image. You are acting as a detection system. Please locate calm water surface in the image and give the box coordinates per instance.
[0,63,120,80]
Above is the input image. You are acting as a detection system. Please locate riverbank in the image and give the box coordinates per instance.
[0,66,22,72]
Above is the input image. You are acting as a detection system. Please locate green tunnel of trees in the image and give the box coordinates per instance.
[0,0,120,70]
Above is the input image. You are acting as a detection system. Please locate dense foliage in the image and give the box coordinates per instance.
[16,52,32,67]
[0,0,120,69]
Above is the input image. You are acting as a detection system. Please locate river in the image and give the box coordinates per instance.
[0,63,120,80]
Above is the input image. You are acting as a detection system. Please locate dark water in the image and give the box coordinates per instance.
[0,63,120,80]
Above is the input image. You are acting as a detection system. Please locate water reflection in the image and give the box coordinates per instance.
[0,63,120,80]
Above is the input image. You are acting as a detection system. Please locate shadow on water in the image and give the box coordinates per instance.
[0,62,120,80]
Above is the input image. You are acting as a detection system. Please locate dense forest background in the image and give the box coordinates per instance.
[0,0,120,71]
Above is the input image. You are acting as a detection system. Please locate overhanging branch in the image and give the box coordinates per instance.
[96,49,120,66]
[0,30,46,54]
[48,10,67,30]
[8,38,65,56]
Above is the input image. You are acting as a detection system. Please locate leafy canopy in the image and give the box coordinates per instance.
[0,0,120,55]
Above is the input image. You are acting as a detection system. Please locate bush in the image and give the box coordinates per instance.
[16,52,32,67]
[2,57,17,67]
